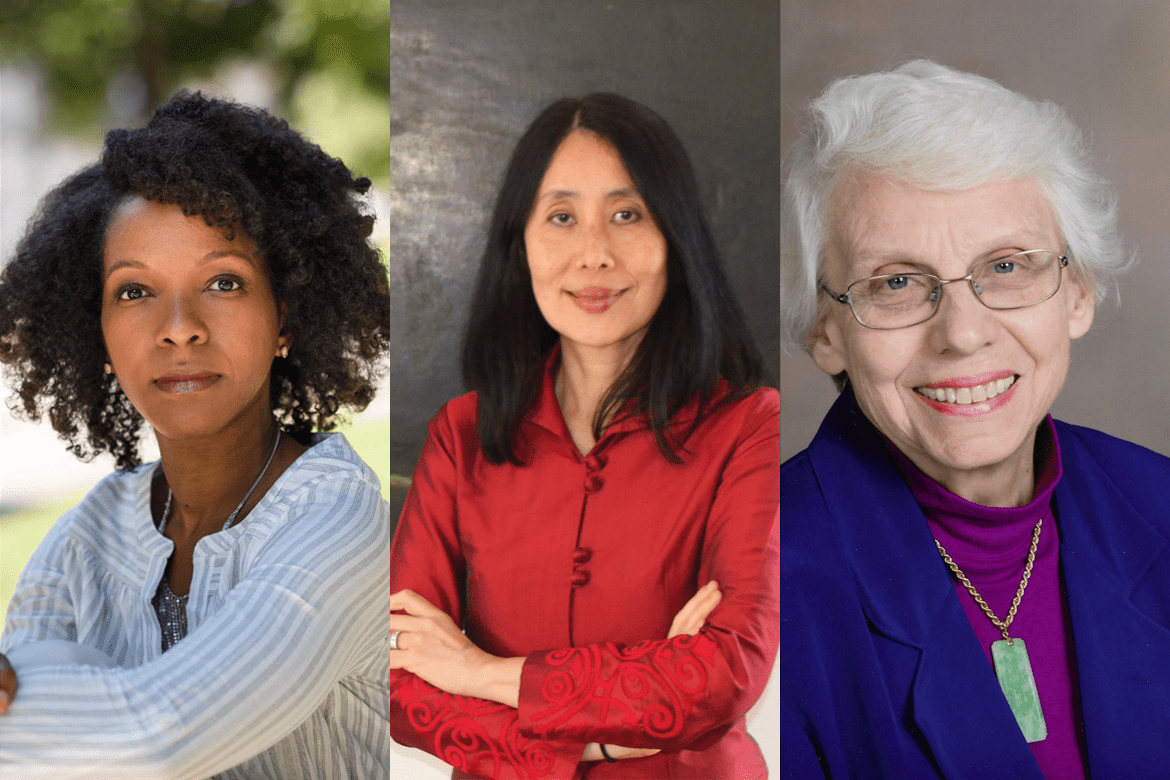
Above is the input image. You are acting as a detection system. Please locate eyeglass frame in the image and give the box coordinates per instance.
[819,250,1070,330]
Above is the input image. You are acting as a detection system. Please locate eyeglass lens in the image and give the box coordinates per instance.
[847,250,1064,329]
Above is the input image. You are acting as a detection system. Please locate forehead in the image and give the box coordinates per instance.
[825,171,1059,277]
[537,130,636,192]
[103,196,258,272]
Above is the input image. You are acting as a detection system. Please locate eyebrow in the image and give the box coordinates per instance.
[104,250,258,279]
[850,235,1051,271]
[535,187,642,202]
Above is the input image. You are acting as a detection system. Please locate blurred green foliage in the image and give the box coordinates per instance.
[0,0,391,183]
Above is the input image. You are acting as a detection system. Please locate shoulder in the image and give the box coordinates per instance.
[419,390,481,454]
[16,463,156,584]
[1054,419,1170,518]
[781,447,822,512]
[721,383,780,420]
[266,434,389,531]
[292,432,383,488]
[694,383,780,439]
[433,389,479,428]
[1055,419,1170,486]
[56,463,154,546]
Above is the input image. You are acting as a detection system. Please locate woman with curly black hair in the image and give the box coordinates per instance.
[0,92,393,778]
[382,94,779,779]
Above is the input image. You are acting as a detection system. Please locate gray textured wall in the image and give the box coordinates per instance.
[782,0,1170,462]
[388,0,781,517]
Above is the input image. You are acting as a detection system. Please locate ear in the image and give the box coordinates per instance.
[807,306,848,377]
[1065,272,1095,340]
[275,301,291,356]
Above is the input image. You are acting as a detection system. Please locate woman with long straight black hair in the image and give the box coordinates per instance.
[385,93,779,780]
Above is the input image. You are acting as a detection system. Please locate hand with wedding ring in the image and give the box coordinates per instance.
[387,589,520,705]
[0,651,17,715]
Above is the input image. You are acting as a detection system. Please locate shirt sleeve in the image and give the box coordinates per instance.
[2,520,80,651]
[516,390,780,750]
[0,469,392,780]
[386,406,586,780]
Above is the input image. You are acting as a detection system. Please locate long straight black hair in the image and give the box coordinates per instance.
[462,93,764,465]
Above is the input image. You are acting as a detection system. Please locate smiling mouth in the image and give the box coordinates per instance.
[155,374,220,394]
[570,287,625,313]
[914,375,1017,405]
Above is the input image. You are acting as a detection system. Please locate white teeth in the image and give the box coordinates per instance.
[916,375,1015,405]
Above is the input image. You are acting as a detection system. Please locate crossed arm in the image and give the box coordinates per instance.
[0,472,392,777]
[386,580,724,762]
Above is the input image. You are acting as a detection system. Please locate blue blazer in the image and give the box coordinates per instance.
[781,387,1170,779]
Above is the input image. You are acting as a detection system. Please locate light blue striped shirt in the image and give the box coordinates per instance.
[0,433,394,779]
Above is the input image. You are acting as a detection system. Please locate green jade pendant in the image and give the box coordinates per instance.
[991,638,1047,742]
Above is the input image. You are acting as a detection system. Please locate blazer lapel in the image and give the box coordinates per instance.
[810,388,1043,779]
[1054,434,1170,780]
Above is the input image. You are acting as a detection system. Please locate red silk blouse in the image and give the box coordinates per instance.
[386,352,780,779]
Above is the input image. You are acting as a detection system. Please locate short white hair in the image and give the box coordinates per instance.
[781,59,1130,352]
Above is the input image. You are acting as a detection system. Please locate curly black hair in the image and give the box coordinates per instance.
[0,91,391,471]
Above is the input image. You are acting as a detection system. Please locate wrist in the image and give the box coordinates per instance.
[471,653,524,708]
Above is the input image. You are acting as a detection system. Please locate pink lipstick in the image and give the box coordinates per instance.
[570,287,624,313]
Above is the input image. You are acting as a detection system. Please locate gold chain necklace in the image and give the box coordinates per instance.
[934,518,1048,743]
[934,518,1041,644]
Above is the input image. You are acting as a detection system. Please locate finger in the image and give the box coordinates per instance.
[0,655,16,715]
[388,589,446,617]
[668,581,723,637]
[601,744,662,760]
[386,614,435,635]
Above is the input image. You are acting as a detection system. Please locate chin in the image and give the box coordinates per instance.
[923,435,1024,473]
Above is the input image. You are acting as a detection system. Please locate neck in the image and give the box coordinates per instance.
[556,338,638,454]
[905,430,1039,508]
[156,412,283,539]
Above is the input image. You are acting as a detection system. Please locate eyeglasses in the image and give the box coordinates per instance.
[821,250,1070,330]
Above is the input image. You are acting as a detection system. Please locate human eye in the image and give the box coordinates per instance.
[549,212,574,226]
[613,208,640,224]
[862,274,922,295]
[207,275,244,293]
[115,284,148,302]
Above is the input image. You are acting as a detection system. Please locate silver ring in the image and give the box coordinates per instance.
[389,630,400,651]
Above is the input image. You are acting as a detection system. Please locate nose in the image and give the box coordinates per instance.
[156,293,208,348]
[578,221,613,270]
[926,280,997,355]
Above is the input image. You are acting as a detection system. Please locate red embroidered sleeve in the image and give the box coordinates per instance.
[388,672,582,779]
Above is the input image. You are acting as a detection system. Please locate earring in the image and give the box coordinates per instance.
[279,345,289,359]
[104,363,113,375]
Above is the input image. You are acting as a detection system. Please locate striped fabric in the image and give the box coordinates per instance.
[0,433,394,779]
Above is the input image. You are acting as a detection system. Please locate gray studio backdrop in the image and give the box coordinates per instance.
[781,0,1170,463]
[387,0,781,520]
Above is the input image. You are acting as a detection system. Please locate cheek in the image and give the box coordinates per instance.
[637,237,668,297]
[844,330,912,385]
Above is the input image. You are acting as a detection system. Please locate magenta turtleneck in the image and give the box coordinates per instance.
[886,418,1088,779]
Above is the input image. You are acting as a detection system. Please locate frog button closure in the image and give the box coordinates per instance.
[571,546,593,587]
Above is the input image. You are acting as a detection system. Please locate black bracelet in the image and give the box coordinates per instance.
[599,744,617,763]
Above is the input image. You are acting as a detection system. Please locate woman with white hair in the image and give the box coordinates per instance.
[781,60,1170,779]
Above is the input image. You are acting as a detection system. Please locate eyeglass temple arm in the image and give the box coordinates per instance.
[820,284,851,305]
